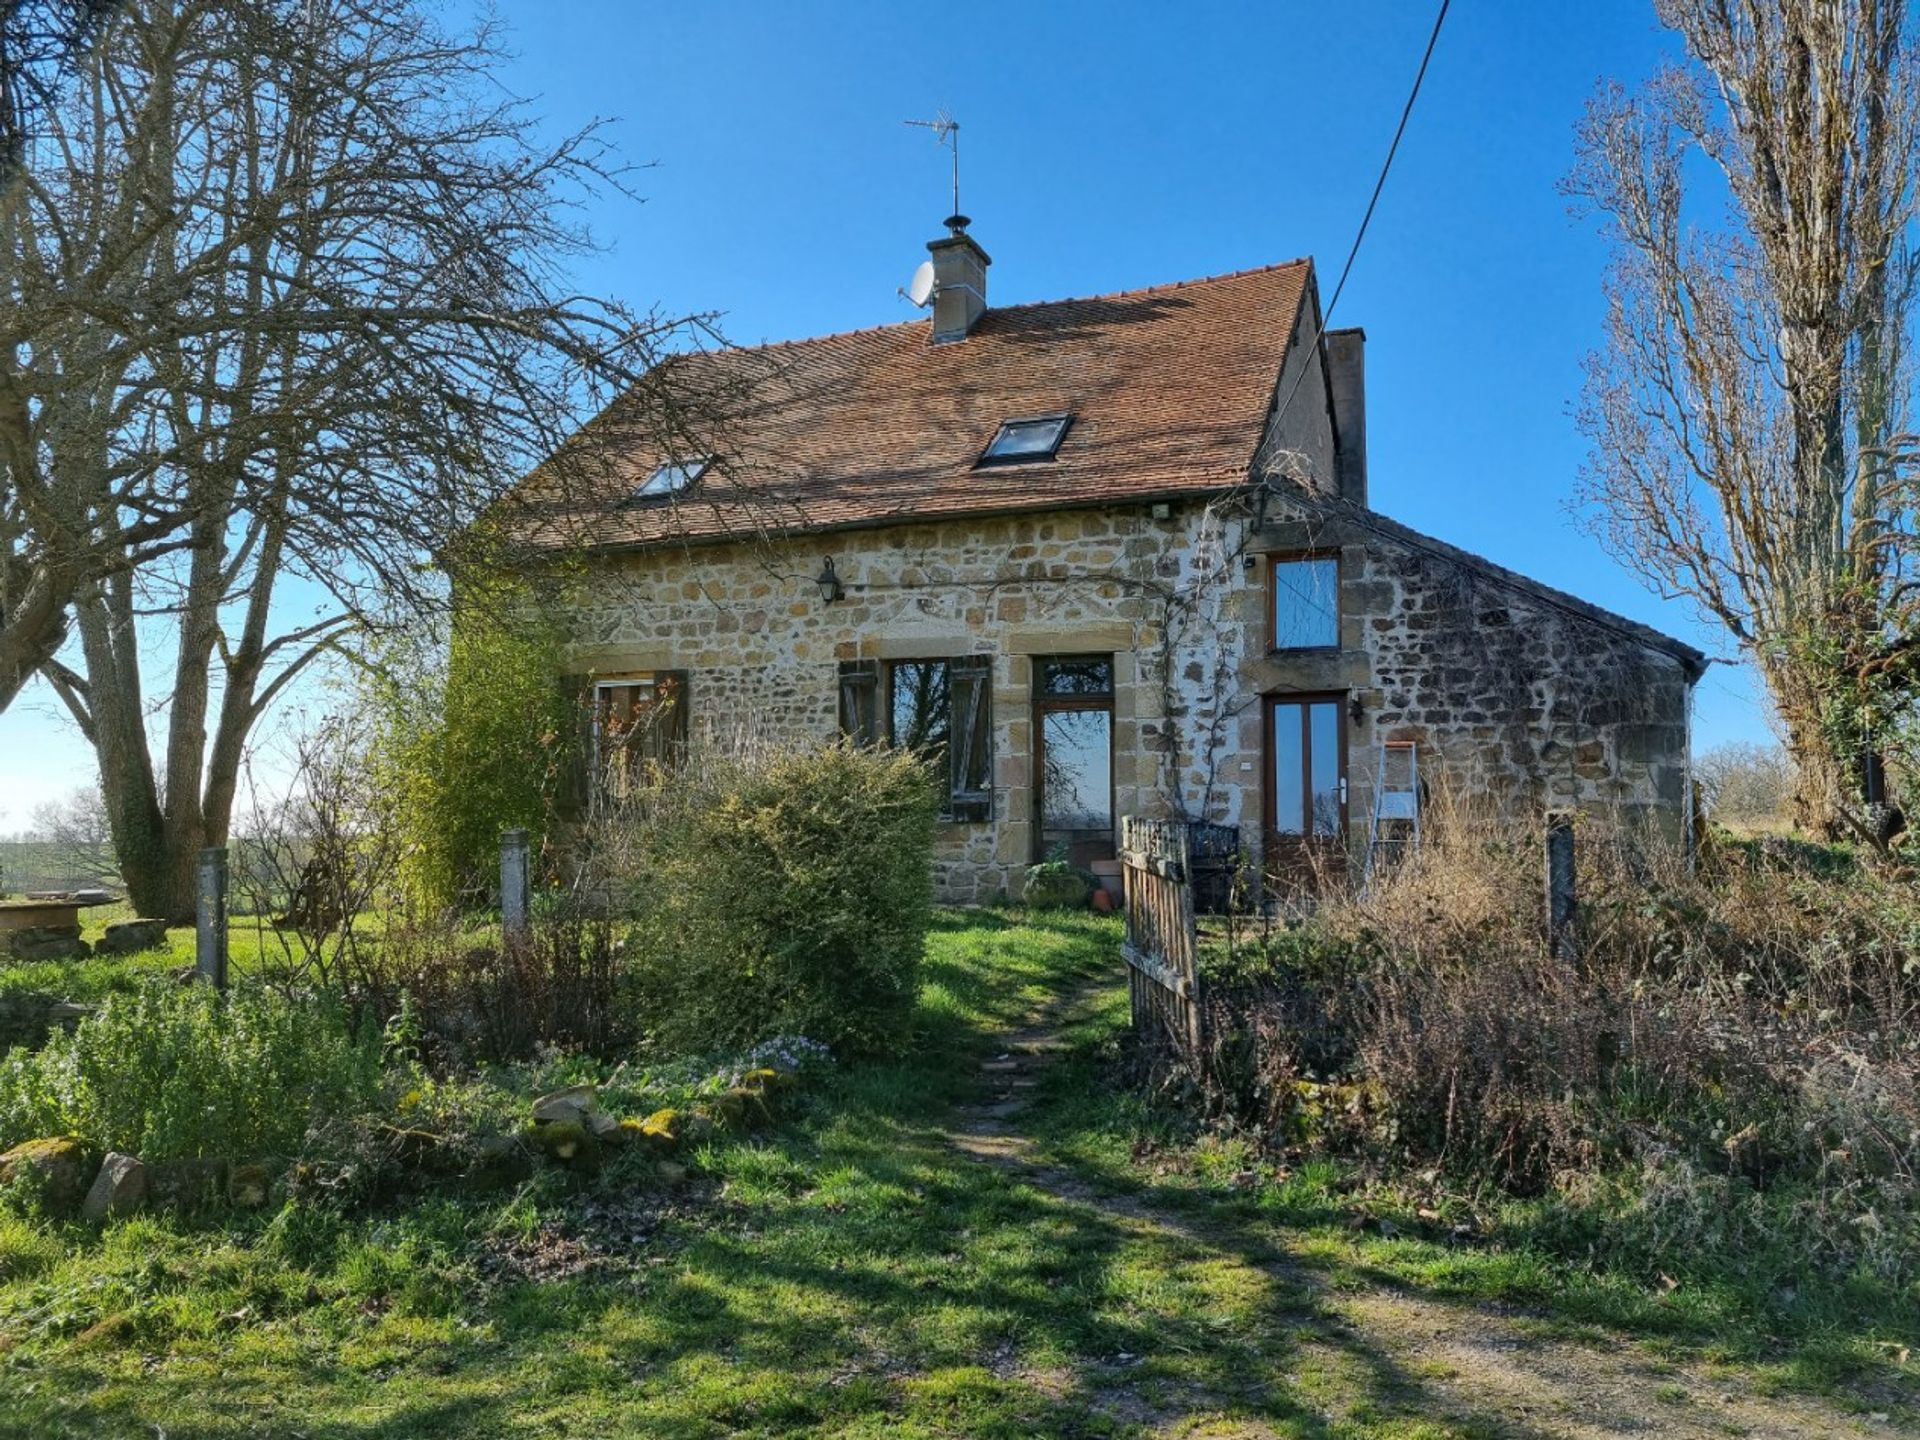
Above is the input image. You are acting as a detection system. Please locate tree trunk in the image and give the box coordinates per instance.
[1768,660,1855,840]
[1786,731,1852,839]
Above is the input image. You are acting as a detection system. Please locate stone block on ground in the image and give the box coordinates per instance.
[1022,869,1094,909]
[3,927,90,962]
[146,1157,226,1211]
[0,993,64,1049]
[525,1120,598,1166]
[228,1163,271,1208]
[81,1152,148,1222]
[98,919,168,955]
[0,1137,97,1214]
[629,1108,682,1151]
[531,1084,598,1125]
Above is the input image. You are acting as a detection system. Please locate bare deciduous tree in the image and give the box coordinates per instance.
[1695,739,1795,827]
[1,0,710,917]
[0,1,110,178]
[1569,0,1920,838]
[25,783,116,888]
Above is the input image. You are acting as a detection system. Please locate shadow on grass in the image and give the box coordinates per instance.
[1,907,1902,1438]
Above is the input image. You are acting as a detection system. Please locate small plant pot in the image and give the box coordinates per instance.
[1088,858,1125,900]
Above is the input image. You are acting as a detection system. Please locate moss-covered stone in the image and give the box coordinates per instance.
[530,1084,598,1125]
[720,1086,772,1128]
[147,1158,226,1212]
[228,1163,271,1208]
[0,1137,97,1214]
[634,1108,682,1149]
[525,1120,598,1166]
[73,1312,137,1348]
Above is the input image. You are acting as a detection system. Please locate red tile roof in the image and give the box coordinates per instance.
[508,260,1314,550]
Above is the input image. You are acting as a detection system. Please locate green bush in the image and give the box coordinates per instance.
[0,984,386,1161]
[619,741,938,1057]
[370,590,572,912]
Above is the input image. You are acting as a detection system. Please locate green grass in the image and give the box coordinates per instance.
[1020,959,1919,1409]
[0,905,400,1009]
[0,908,1910,1437]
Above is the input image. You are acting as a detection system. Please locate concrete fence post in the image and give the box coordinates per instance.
[196,847,229,990]
[1544,813,1577,967]
[501,828,530,944]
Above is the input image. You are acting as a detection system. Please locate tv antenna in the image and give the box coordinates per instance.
[904,110,965,232]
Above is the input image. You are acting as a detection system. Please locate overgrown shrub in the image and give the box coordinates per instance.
[1185,809,1920,1287]
[605,738,938,1056]
[370,588,572,912]
[339,913,628,1065]
[0,984,386,1161]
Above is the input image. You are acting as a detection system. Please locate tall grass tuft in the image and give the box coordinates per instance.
[1189,798,1920,1290]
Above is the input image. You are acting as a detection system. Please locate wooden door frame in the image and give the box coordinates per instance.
[1261,691,1351,885]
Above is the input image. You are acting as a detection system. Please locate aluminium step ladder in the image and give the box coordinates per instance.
[1362,741,1421,887]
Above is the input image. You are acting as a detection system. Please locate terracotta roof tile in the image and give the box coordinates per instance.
[509,260,1313,549]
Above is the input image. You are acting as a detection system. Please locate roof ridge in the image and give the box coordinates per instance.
[989,257,1315,318]
[714,257,1316,357]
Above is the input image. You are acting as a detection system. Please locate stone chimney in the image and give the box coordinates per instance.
[927,217,990,344]
[1325,327,1367,508]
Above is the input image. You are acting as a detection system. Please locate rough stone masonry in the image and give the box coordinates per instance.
[565,484,1694,904]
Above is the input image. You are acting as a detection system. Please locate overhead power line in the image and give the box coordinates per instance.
[1271,0,1451,431]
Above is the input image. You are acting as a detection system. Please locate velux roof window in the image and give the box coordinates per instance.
[978,413,1071,466]
[635,457,709,500]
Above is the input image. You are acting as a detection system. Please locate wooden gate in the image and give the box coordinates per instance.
[1120,816,1202,1055]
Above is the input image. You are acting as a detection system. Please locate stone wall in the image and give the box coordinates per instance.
[565,489,1695,901]
[1244,504,1696,843]
[567,506,1194,901]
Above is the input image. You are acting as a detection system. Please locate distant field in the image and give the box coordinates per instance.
[0,840,118,896]
[0,839,291,914]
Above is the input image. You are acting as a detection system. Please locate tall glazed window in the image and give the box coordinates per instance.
[1034,655,1115,865]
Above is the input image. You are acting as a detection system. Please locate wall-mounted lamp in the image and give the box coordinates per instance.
[1241,553,1259,573]
[1349,694,1366,725]
[815,557,845,604]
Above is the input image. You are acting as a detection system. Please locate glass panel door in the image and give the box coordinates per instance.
[1034,656,1116,866]
[1265,694,1347,893]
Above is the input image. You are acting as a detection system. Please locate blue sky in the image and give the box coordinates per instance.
[0,0,1774,826]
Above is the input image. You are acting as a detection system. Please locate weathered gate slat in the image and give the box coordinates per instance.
[1119,816,1202,1057]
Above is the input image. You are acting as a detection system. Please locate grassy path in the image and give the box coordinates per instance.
[943,971,1886,1438]
[0,910,1908,1437]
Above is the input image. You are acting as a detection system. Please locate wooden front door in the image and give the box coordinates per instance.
[1263,693,1348,894]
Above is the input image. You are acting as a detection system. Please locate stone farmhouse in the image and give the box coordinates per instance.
[514,220,1708,903]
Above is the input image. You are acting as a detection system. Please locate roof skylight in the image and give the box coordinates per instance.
[635,457,709,499]
[978,413,1071,465]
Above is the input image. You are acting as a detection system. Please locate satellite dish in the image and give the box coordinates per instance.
[906,260,936,308]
